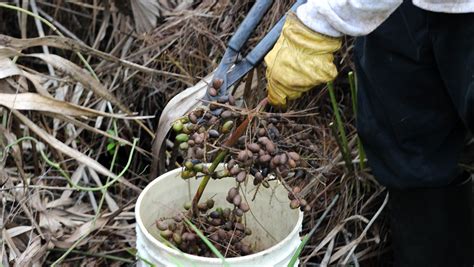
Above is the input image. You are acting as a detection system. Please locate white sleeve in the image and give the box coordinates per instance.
[296,0,403,37]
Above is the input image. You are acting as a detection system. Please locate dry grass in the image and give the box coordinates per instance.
[0,1,389,266]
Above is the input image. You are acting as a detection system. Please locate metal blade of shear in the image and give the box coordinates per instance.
[204,0,273,101]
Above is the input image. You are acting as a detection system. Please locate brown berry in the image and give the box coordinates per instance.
[237,150,248,162]
[156,220,168,231]
[258,136,270,145]
[210,218,222,226]
[239,202,250,212]
[221,110,232,119]
[173,214,183,222]
[228,95,236,105]
[188,113,198,124]
[288,152,300,161]
[241,244,251,255]
[292,186,302,194]
[197,202,208,211]
[228,159,236,169]
[279,153,288,165]
[236,171,247,183]
[288,159,297,168]
[233,194,242,206]
[168,222,177,231]
[234,208,244,217]
[208,129,220,138]
[300,199,308,207]
[223,208,232,219]
[234,223,245,232]
[290,199,300,209]
[247,143,260,153]
[212,79,223,89]
[245,228,252,236]
[228,187,238,199]
[272,155,281,166]
[206,199,215,209]
[173,233,182,244]
[217,229,227,239]
[160,229,173,239]
[265,142,276,154]
[230,165,241,175]
[208,87,218,97]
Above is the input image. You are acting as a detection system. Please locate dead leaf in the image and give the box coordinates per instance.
[54,217,107,248]
[39,209,79,233]
[11,110,141,193]
[0,58,21,79]
[28,53,129,112]
[88,168,119,212]
[0,34,161,75]
[0,93,128,118]
[2,228,21,261]
[5,226,33,238]
[150,73,210,178]
[0,125,26,181]
[0,46,154,137]
[15,235,48,267]
[131,0,160,33]
[56,165,85,203]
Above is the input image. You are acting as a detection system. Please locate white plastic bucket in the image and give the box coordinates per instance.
[135,166,304,266]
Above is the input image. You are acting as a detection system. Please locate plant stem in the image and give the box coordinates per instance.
[348,72,357,117]
[329,122,353,171]
[328,82,349,156]
[348,72,366,170]
[190,98,267,216]
[191,150,228,215]
[328,82,352,171]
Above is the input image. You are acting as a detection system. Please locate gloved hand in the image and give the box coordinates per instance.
[264,12,342,106]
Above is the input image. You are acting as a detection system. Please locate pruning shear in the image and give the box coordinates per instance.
[203,0,307,101]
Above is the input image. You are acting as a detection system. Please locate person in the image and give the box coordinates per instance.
[264,1,474,266]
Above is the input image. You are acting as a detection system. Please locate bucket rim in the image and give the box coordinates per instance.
[135,167,304,263]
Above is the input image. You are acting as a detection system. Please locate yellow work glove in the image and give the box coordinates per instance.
[264,12,342,106]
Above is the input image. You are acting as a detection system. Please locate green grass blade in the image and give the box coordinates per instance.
[328,82,352,171]
[288,194,340,267]
[348,72,366,170]
[348,72,357,116]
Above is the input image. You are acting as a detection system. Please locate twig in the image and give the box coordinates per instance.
[335,192,389,265]
[190,98,268,215]
[48,248,134,263]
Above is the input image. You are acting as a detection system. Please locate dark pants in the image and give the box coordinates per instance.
[354,2,474,266]
[354,1,474,189]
